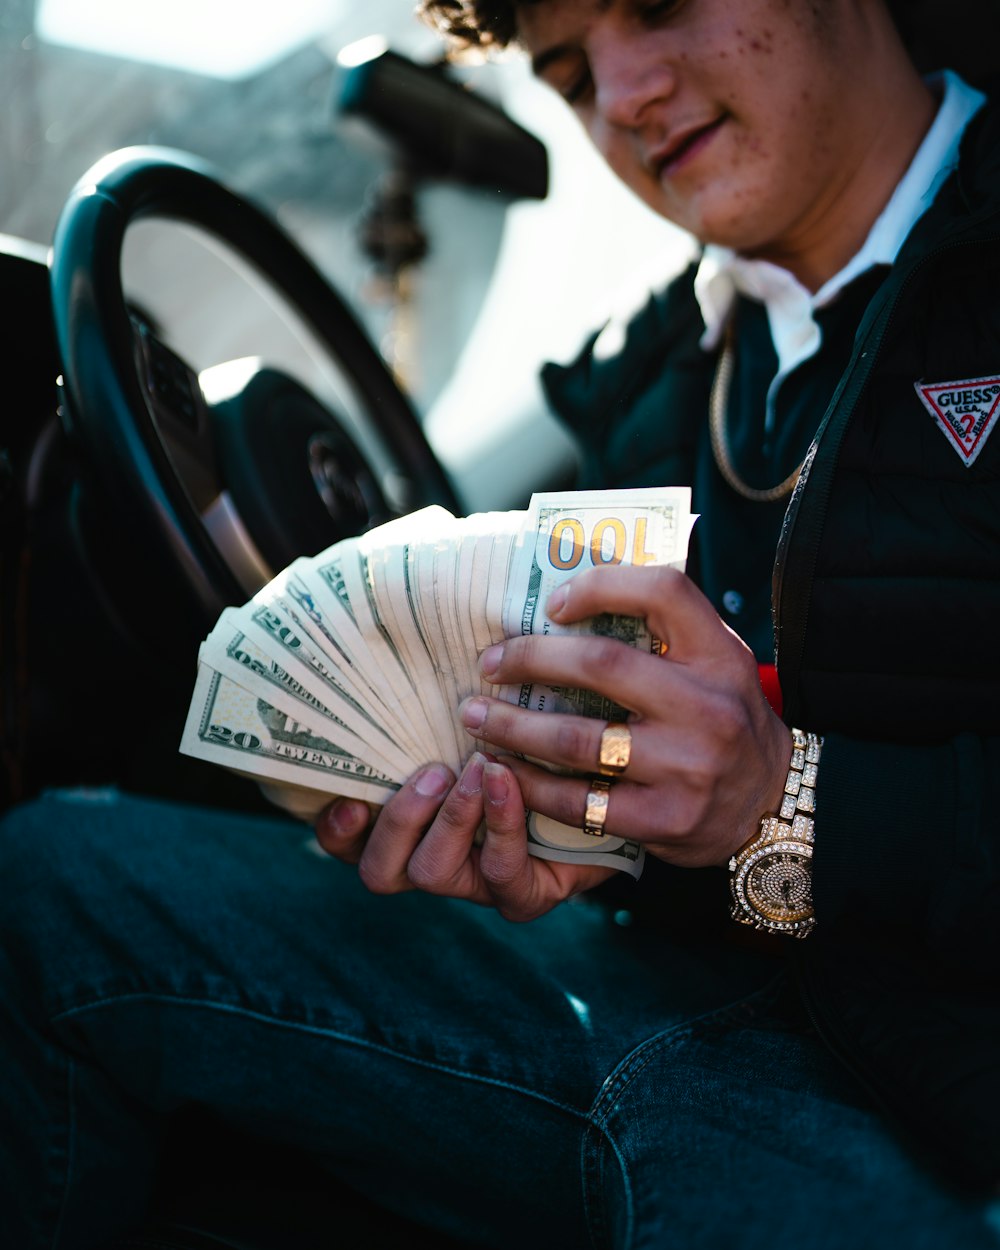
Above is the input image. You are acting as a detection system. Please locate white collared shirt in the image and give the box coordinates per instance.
[693,70,986,433]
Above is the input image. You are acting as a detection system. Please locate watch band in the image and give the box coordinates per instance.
[778,727,821,819]
[728,728,822,938]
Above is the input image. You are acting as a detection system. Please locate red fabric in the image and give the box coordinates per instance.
[758,663,783,716]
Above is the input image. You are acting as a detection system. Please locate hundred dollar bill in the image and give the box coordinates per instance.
[503,488,694,716]
[502,488,696,872]
[526,810,644,874]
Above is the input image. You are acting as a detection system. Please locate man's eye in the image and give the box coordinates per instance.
[562,70,594,105]
[638,0,687,22]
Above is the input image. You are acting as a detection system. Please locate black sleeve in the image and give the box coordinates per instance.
[539,265,708,492]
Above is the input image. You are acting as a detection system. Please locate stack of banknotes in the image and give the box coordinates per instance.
[180,487,694,876]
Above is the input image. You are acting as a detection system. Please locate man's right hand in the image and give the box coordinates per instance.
[314,756,612,922]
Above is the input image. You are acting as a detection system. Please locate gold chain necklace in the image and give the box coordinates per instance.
[708,323,803,503]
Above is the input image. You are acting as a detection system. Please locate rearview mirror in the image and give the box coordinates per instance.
[333,44,548,201]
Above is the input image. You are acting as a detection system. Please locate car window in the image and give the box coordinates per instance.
[0,0,691,509]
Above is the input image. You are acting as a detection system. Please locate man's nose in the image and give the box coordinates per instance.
[591,39,676,128]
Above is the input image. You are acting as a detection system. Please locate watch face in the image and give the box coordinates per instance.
[745,849,814,923]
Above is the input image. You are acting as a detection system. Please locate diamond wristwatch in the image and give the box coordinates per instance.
[728,729,822,939]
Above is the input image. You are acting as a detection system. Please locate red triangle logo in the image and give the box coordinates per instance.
[915,375,1000,467]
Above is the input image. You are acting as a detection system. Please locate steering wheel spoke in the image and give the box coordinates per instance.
[50,146,458,644]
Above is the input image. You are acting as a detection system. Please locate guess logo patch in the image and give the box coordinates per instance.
[914,374,1000,467]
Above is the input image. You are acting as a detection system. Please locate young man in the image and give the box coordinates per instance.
[1,1,998,1246]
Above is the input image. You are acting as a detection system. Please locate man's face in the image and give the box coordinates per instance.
[516,0,872,263]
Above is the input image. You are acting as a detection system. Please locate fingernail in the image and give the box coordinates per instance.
[414,764,452,798]
[547,584,569,619]
[327,798,367,834]
[460,697,488,731]
[458,752,485,797]
[480,643,504,679]
[484,762,509,806]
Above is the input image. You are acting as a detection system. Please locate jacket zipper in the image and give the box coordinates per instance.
[772,231,1000,725]
[777,225,1000,1190]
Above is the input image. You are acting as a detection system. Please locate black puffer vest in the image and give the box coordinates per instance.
[541,94,1000,1190]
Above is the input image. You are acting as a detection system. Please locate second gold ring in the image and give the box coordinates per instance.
[583,777,612,837]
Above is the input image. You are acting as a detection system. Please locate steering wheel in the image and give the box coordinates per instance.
[49,146,459,643]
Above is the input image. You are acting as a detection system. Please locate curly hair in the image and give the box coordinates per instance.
[417,1,919,56]
[416,0,529,53]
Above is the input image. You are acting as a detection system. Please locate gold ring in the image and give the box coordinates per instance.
[583,777,611,837]
[598,721,632,777]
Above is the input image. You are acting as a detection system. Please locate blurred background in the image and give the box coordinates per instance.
[0,0,692,509]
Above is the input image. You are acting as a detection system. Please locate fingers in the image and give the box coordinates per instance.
[319,756,610,917]
[476,762,611,920]
[505,757,718,859]
[546,564,741,661]
[404,755,492,899]
[479,632,667,720]
[316,757,498,902]
[314,798,373,865]
[357,761,466,895]
[475,762,540,920]
[317,762,454,887]
[474,622,730,730]
[461,696,651,782]
[354,755,540,914]
[505,758,656,842]
[406,758,547,919]
[476,571,759,723]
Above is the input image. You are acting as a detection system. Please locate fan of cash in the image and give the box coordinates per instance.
[180,487,694,877]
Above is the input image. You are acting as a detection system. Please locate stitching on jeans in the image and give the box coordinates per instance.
[49,991,592,1123]
[581,1121,603,1250]
[582,1120,633,1250]
[577,977,785,1250]
[587,974,786,1129]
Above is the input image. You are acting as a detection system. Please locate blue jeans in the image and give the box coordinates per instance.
[1,789,997,1249]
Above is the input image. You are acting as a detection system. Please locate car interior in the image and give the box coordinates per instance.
[0,2,688,1244]
[3,0,992,1245]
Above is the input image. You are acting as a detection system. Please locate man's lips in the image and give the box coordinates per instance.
[652,116,726,177]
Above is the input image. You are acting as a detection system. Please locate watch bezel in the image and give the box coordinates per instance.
[729,824,816,938]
